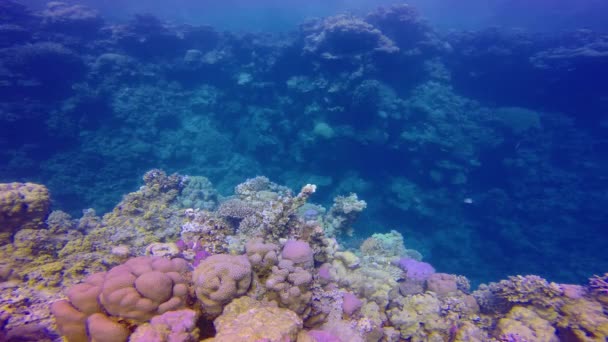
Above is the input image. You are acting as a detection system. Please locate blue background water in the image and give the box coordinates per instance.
[1,0,607,286]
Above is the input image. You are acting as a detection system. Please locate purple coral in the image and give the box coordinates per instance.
[307,330,342,342]
[282,240,314,267]
[589,273,608,294]
[303,208,319,221]
[397,258,435,282]
[318,264,331,281]
[342,292,363,316]
[193,250,211,267]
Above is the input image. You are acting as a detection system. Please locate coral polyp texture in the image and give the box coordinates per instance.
[0,171,606,341]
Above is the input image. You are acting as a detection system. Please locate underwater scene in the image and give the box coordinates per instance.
[1,0,608,341]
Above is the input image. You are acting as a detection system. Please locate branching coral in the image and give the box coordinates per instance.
[323,193,366,237]
[489,275,564,311]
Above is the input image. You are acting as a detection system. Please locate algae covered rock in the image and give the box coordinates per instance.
[0,182,50,235]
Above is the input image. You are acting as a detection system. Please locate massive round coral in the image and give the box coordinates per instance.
[192,254,253,317]
[99,256,190,321]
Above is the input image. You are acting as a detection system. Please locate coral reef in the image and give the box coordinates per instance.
[1,0,608,340]
[0,173,606,341]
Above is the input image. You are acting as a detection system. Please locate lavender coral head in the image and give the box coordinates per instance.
[307,330,342,342]
[589,273,608,294]
[193,250,210,267]
[398,258,435,282]
[303,208,319,221]
[175,239,187,251]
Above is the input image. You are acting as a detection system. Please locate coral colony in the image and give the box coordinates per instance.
[0,0,608,341]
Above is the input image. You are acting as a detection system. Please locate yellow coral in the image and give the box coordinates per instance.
[58,237,92,258]
[558,299,608,341]
[0,182,50,234]
[495,306,558,342]
[387,293,449,341]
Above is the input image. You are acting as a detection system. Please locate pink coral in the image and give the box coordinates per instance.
[130,309,199,342]
[192,254,252,317]
[282,240,314,267]
[342,292,362,316]
[99,256,189,321]
[398,258,435,282]
[426,273,458,297]
[307,330,342,342]
[51,256,190,341]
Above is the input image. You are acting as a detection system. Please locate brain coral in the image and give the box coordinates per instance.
[99,256,190,321]
[0,182,50,235]
[51,256,190,342]
[192,254,253,317]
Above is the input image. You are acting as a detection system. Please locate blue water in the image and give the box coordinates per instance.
[1,0,607,286]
